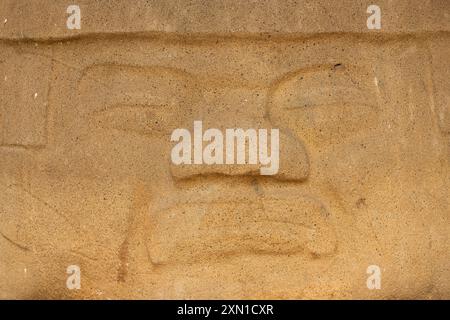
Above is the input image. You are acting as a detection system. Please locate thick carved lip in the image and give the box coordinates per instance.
[147,189,337,265]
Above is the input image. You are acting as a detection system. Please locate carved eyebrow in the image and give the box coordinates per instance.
[90,103,169,114]
[89,100,193,138]
[281,87,373,109]
[77,64,197,114]
[78,64,195,85]
[269,64,379,109]
[271,64,377,88]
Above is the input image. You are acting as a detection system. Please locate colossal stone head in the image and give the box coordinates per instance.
[0,0,448,299]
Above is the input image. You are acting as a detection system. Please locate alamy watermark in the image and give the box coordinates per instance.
[66,5,81,30]
[171,121,280,175]
[366,265,381,290]
[64,4,380,31]
[367,5,381,30]
[66,265,81,290]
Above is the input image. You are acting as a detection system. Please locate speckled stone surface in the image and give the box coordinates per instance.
[0,1,449,299]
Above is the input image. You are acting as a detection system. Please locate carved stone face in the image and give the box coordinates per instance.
[0,4,449,299]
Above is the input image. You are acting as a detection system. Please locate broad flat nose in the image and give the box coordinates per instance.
[170,128,310,181]
[170,87,310,180]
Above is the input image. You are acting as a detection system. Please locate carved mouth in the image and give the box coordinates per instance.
[147,190,337,265]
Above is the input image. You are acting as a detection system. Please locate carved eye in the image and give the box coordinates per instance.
[78,65,199,136]
[268,65,380,147]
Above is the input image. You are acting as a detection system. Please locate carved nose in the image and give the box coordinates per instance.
[170,129,310,181]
